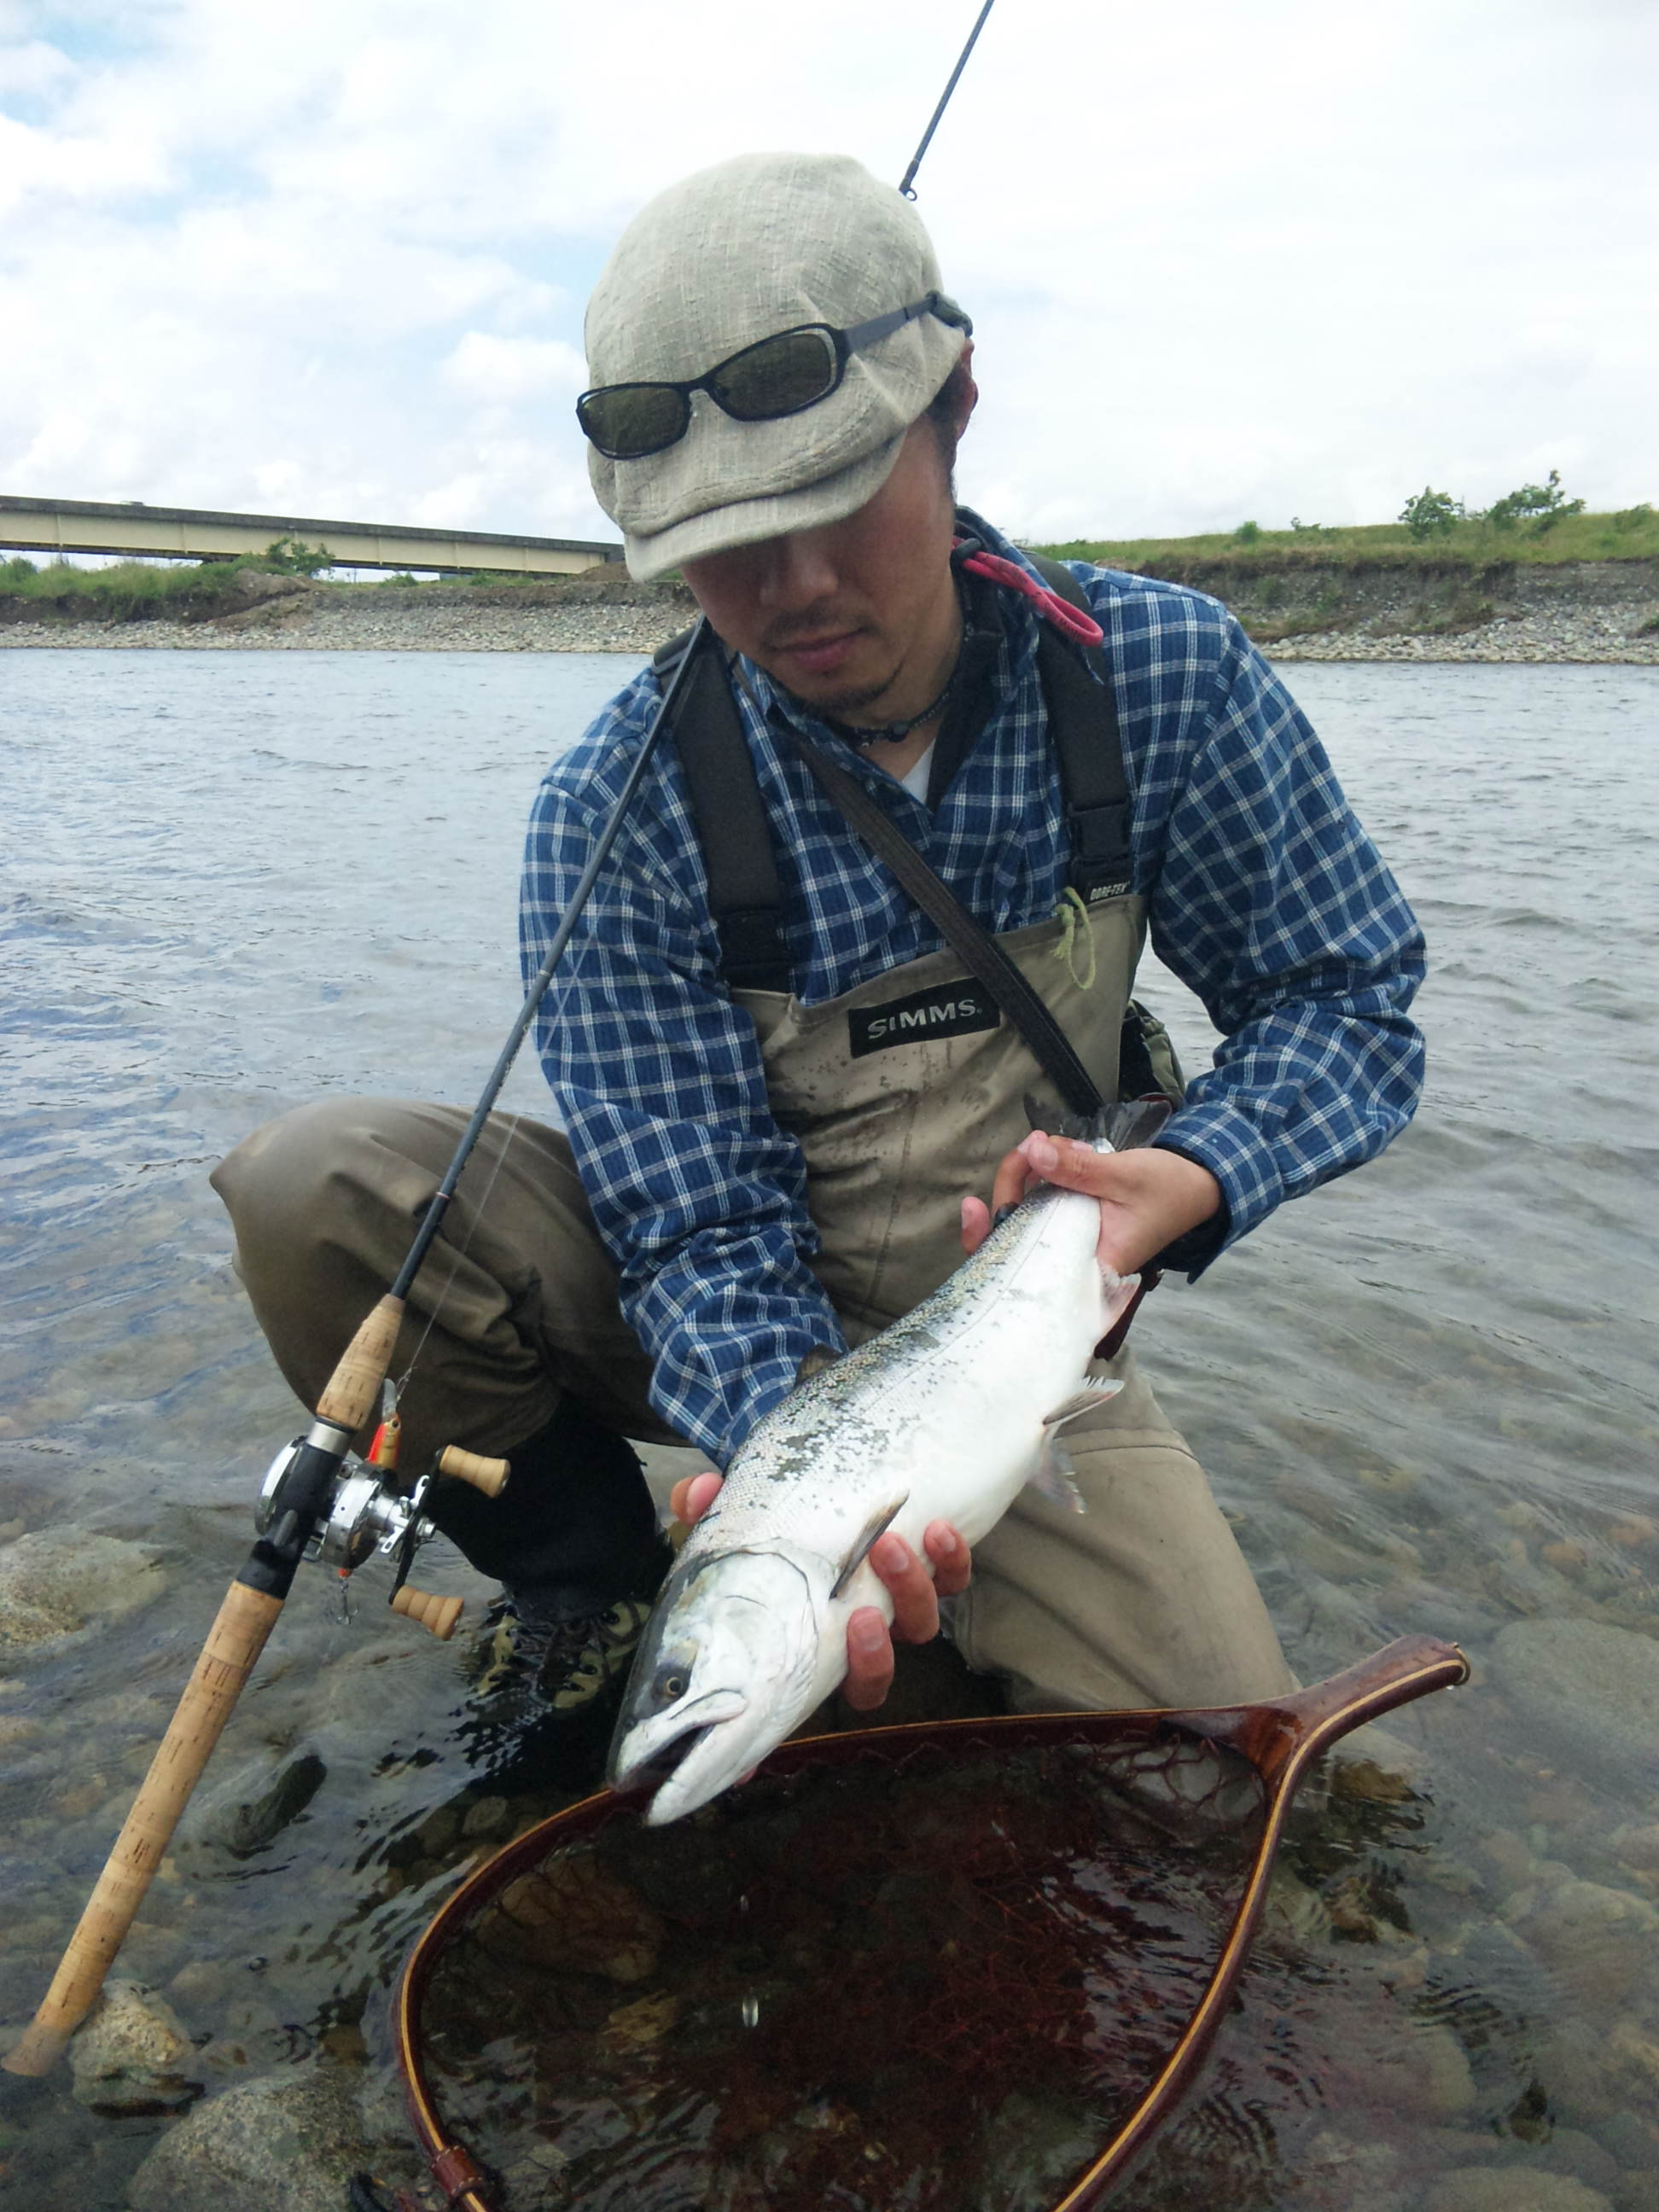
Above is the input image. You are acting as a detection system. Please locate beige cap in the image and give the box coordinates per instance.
[583,152,969,581]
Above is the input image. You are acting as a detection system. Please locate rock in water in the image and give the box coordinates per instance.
[1489,1618,1659,1776]
[125,2062,379,2212]
[69,1981,201,2115]
[0,1527,166,1649]
[176,1747,328,1860]
[1427,2171,1613,2212]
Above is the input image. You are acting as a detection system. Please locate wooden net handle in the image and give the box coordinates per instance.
[392,1586,464,1640]
[436,1446,509,1500]
[3,1576,283,2076]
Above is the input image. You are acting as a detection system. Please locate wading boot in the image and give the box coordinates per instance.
[423,1395,670,1787]
[461,1532,674,1788]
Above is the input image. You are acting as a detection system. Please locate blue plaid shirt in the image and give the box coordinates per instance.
[521,515,1424,1463]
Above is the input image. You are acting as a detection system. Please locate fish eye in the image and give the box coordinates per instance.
[655,1667,689,1703]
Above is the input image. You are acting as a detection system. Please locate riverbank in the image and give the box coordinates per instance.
[2,556,1655,661]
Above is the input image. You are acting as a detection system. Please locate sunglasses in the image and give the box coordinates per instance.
[576,291,972,462]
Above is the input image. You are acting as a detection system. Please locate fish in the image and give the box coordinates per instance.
[607,1101,1166,1825]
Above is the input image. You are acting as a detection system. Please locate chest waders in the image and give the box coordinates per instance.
[655,556,1182,1339]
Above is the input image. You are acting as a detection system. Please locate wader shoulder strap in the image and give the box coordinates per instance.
[652,628,792,992]
[1026,555,1134,903]
[656,550,1133,993]
[773,726,1107,1121]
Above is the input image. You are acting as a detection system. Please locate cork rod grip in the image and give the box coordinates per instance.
[3,1576,284,2076]
[316,1294,405,1433]
[391,1586,464,1640]
[436,1446,510,1500]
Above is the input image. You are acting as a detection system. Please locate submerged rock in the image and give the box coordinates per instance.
[1513,1875,1659,2006]
[125,2060,385,2212]
[1426,2171,1612,2212]
[69,1979,201,2115]
[1489,1619,1659,1775]
[176,1746,328,1860]
[0,1526,166,1648]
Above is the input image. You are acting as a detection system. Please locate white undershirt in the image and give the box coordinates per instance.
[896,741,935,803]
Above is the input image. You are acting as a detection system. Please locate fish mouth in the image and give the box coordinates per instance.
[608,1686,748,1800]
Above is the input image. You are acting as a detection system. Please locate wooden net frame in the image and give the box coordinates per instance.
[394,1633,1467,2212]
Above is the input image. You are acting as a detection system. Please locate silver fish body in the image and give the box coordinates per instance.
[608,1138,1140,1825]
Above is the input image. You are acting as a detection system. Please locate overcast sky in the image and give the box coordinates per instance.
[2,0,1654,550]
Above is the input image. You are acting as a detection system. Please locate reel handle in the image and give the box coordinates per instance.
[391,1585,465,1640]
[436,1446,509,1499]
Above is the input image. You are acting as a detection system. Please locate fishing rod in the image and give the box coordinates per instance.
[899,0,995,197]
[3,617,713,2078]
[7,1,1004,2086]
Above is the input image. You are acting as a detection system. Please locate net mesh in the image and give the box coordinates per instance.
[415,1726,1268,2212]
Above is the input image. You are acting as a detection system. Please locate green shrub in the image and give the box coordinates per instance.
[1233,521,1261,544]
[3,554,39,581]
[1400,487,1464,539]
[1483,469,1584,533]
[259,534,335,576]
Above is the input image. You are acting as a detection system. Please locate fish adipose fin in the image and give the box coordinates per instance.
[1030,1381,1125,1512]
[829,1494,910,1599]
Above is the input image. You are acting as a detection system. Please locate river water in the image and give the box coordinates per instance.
[2,649,1656,2209]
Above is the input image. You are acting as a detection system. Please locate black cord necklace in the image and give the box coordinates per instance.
[830,656,962,748]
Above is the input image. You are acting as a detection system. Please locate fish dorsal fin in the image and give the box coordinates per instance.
[1028,1379,1125,1514]
[795,1345,842,1387]
[829,1494,910,1600]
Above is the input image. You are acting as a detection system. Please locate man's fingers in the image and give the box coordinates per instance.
[870,1530,940,1644]
[841,1608,895,1711]
[669,1470,724,1526]
[923,1519,971,1598]
[990,1144,1038,1217]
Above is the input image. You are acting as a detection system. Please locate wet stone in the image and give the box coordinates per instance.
[176,1746,328,1860]
[69,1979,201,2115]
[1426,2172,1612,2212]
[0,1526,166,1648]
[1513,1876,1659,2006]
[125,2059,393,2212]
[1489,1620,1659,1776]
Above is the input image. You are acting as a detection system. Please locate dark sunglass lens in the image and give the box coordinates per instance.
[578,385,690,460]
[710,329,840,422]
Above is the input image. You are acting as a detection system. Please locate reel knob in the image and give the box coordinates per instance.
[436,1446,510,1499]
[391,1586,464,1640]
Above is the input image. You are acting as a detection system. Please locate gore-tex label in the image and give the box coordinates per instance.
[848,978,1001,1057]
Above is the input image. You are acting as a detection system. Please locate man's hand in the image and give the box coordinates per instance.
[959,1130,1222,1277]
[667,1471,971,1713]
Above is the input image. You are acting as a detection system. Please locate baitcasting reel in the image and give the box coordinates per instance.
[254,1387,508,1641]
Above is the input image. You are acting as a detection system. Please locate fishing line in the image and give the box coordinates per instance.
[392,1108,527,1405]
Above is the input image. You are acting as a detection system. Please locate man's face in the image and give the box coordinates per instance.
[680,419,960,725]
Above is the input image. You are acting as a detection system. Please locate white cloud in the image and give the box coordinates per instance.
[0,0,1654,544]
[442,332,587,405]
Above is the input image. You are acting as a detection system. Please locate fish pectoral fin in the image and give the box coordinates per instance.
[1042,1380,1125,1429]
[1027,1381,1124,1514]
[829,1494,911,1600]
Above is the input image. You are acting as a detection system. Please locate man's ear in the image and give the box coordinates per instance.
[954,341,979,439]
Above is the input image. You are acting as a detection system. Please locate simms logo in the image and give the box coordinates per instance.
[848,980,1001,1058]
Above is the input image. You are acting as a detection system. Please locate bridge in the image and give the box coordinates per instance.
[0,493,623,577]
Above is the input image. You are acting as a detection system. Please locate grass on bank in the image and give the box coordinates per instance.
[1033,504,1659,576]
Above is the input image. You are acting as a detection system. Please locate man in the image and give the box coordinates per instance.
[214,151,1423,1765]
